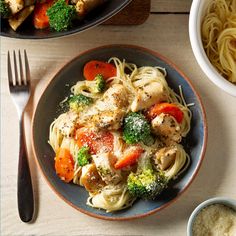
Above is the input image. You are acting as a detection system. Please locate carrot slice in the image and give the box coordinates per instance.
[55,148,74,183]
[114,146,143,169]
[33,0,54,29]
[146,102,184,123]
[83,60,117,81]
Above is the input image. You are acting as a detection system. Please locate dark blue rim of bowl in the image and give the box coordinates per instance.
[0,0,132,40]
[31,44,208,220]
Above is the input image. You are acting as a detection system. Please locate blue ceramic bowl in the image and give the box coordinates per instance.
[187,197,236,236]
[32,45,207,220]
[0,0,131,39]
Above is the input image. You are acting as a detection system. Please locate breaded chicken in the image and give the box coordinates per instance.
[93,152,122,185]
[5,0,24,14]
[80,163,105,194]
[75,0,104,17]
[130,82,166,112]
[79,84,128,130]
[154,146,177,171]
[151,113,182,145]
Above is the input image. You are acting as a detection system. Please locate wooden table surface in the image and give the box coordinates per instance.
[1,1,236,235]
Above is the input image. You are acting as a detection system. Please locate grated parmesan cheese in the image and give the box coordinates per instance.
[192,204,236,236]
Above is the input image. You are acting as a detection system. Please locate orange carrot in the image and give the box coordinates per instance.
[55,148,74,183]
[33,0,54,29]
[114,146,143,169]
[146,102,184,123]
[83,60,117,81]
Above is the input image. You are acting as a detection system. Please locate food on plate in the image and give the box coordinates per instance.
[8,5,34,31]
[0,0,105,31]
[192,204,236,236]
[44,0,77,31]
[201,0,236,84]
[48,57,193,212]
[75,0,104,17]
[0,0,12,18]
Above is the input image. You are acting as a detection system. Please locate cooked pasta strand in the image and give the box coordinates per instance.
[202,0,236,83]
[48,57,193,212]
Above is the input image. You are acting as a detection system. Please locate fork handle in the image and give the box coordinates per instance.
[17,117,34,222]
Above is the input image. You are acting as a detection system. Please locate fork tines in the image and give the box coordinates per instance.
[7,50,30,87]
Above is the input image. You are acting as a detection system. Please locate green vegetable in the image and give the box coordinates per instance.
[0,0,11,18]
[68,94,93,112]
[90,74,106,93]
[77,146,91,166]
[47,0,76,32]
[123,112,152,144]
[78,74,106,96]
[127,155,168,199]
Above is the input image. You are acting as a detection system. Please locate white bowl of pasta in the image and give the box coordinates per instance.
[189,0,236,97]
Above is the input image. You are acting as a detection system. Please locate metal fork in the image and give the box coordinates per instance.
[7,50,34,222]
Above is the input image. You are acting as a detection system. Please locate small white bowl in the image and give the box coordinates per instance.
[189,0,236,97]
[187,197,236,236]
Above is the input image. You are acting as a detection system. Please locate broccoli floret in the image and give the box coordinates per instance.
[0,0,11,18]
[68,94,93,112]
[127,155,168,199]
[47,0,76,32]
[77,146,91,166]
[90,74,106,93]
[123,112,152,144]
[127,169,167,199]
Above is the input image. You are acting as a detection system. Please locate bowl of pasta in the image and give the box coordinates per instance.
[32,45,207,220]
[0,0,131,39]
[189,0,236,97]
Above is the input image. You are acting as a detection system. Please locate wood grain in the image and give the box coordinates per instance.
[103,0,151,25]
[151,0,192,12]
[103,0,192,26]
[1,0,236,235]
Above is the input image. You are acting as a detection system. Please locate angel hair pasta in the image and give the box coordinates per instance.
[48,57,192,212]
[201,0,236,83]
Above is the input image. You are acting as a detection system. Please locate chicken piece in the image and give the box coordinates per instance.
[93,152,122,185]
[102,84,128,108]
[130,82,166,112]
[80,163,105,194]
[56,111,78,137]
[79,84,128,130]
[151,113,182,145]
[8,5,34,31]
[75,0,104,17]
[154,146,177,171]
[5,0,24,15]
[112,131,125,158]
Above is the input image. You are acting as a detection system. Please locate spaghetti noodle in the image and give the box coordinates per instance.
[48,57,192,212]
[201,0,236,83]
